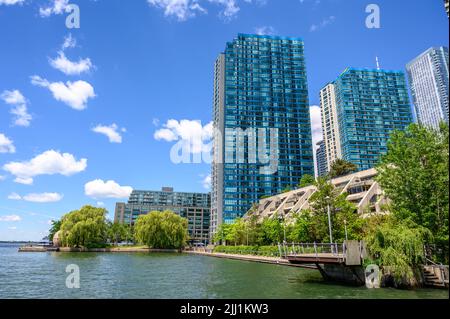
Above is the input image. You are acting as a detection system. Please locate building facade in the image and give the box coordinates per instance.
[320,83,342,171]
[315,140,328,177]
[406,47,449,129]
[115,188,211,244]
[320,68,413,171]
[244,168,387,223]
[210,34,314,237]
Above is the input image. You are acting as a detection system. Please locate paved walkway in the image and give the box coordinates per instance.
[184,250,317,269]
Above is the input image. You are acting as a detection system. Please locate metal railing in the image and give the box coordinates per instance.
[278,242,346,259]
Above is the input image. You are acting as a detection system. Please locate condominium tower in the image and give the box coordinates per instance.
[210,34,314,236]
[115,188,211,244]
[406,47,449,129]
[315,140,327,177]
[320,68,413,171]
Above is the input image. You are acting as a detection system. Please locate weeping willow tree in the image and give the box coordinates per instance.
[60,205,108,248]
[365,217,432,286]
[134,210,188,249]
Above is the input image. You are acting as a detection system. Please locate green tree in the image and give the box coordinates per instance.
[365,216,432,286]
[329,159,358,178]
[376,123,449,256]
[307,177,361,243]
[48,220,62,242]
[298,174,315,188]
[260,214,284,245]
[60,206,108,248]
[107,222,127,245]
[134,210,188,249]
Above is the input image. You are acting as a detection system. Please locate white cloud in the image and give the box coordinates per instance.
[0,133,16,153]
[254,26,276,36]
[8,226,17,230]
[154,119,213,154]
[310,15,335,32]
[31,75,95,111]
[39,0,70,17]
[0,175,6,181]
[3,150,87,185]
[92,124,125,143]
[147,0,207,21]
[8,193,22,200]
[84,179,133,199]
[1,90,32,127]
[0,215,21,222]
[49,51,93,75]
[147,0,265,21]
[96,201,105,207]
[201,174,211,190]
[0,0,24,5]
[8,192,63,203]
[310,105,323,151]
[24,193,63,203]
[61,33,76,50]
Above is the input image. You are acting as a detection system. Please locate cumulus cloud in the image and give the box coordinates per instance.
[254,26,276,36]
[31,75,95,111]
[147,0,265,21]
[310,15,336,32]
[0,215,21,222]
[7,193,22,200]
[8,192,63,203]
[48,34,94,75]
[309,105,323,151]
[61,33,76,50]
[0,0,24,5]
[0,133,16,153]
[3,150,87,185]
[1,90,32,127]
[92,124,125,143]
[39,0,70,17]
[147,0,207,21]
[154,119,213,154]
[201,174,211,190]
[84,179,133,199]
[49,51,93,75]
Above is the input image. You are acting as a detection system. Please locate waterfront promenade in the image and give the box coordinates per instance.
[183,250,317,269]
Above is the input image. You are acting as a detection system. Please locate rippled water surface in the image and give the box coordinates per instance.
[0,244,448,299]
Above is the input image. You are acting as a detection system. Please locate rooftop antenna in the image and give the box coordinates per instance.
[376,56,380,70]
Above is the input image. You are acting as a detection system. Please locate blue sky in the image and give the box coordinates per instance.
[0,0,448,241]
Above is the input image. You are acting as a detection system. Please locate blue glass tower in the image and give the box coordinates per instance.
[321,68,413,172]
[211,34,314,236]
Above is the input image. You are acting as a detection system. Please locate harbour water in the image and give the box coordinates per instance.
[0,244,448,299]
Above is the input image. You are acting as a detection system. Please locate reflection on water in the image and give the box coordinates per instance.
[0,243,448,299]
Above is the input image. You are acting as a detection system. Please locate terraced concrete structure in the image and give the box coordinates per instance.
[244,168,386,222]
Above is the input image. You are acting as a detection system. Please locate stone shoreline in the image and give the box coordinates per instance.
[18,246,181,253]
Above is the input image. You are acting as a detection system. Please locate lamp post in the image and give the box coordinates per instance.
[325,196,333,244]
[278,215,287,245]
[344,219,348,241]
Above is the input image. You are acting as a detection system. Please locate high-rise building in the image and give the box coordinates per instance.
[115,188,211,244]
[210,34,314,237]
[315,140,327,177]
[320,83,342,172]
[445,0,449,18]
[320,68,412,171]
[406,47,449,129]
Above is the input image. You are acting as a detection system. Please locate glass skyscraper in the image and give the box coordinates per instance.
[115,187,211,244]
[320,68,413,171]
[210,34,314,236]
[406,47,449,129]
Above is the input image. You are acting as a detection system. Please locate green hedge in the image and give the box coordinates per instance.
[213,245,280,257]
